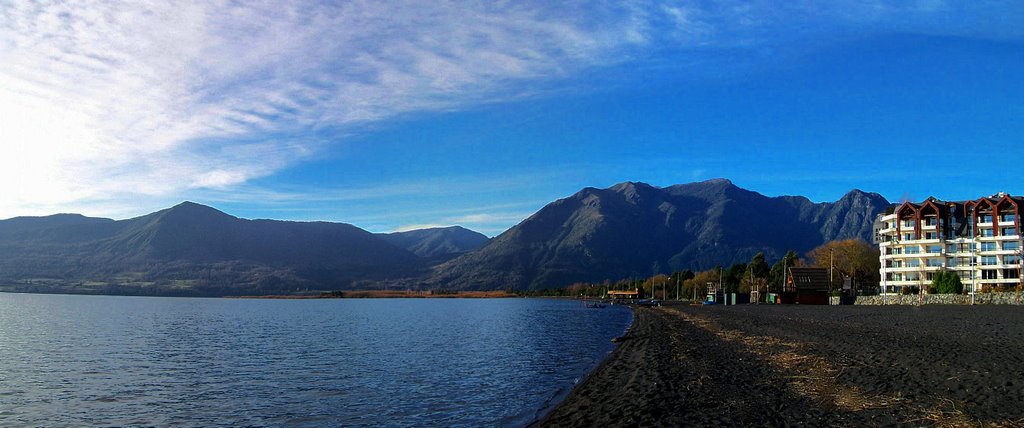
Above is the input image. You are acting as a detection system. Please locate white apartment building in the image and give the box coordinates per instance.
[873,193,1024,294]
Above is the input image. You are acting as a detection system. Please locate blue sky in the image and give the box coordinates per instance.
[1,1,1022,236]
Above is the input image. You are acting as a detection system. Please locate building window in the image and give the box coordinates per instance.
[927,259,943,267]
[981,242,997,251]
[947,244,958,253]
[925,218,937,226]
[926,272,935,281]
[903,220,915,227]
[905,246,920,254]
[958,257,973,267]
[903,233,914,241]
[1005,255,1021,265]
[947,258,957,267]
[925,232,938,240]
[1001,214,1016,222]
[926,245,942,253]
[980,228,995,237]
[1003,241,1020,251]
[893,273,903,281]
[980,214,993,223]
[982,270,998,280]
[982,256,998,266]
[1001,227,1017,236]
[907,259,921,267]
[1004,269,1020,279]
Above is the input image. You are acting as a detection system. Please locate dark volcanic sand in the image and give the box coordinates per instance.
[541,303,1024,427]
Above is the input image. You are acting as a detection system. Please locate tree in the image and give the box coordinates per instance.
[806,239,881,292]
[768,250,800,291]
[643,274,671,299]
[722,263,744,293]
[932,271,964,294]
[742,252,770,294]
[667,270,695,300]
[747,252,770,279]
[682,269,720,301]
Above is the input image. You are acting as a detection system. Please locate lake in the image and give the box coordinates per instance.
[0,294,631,427]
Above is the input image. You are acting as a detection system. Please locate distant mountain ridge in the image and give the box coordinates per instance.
[0,180,891,295]
[428,179,889,290]
[0,202,433,295]
[378,226,489,262]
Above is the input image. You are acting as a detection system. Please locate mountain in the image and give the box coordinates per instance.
[0,202,424,296]
[378,226,489,262]
[428,179,890,290]
[0,181,890,295]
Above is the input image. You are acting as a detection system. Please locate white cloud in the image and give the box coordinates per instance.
[0,1,645,218]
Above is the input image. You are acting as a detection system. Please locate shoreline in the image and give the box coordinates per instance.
[226,290,518,299]
[0,289,517,299]
[528,304,637,427]
[539,303,1024,426]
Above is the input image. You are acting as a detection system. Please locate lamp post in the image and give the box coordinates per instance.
[971,260,977,306]
[829,247,834,305]
[1017,246,1022,305]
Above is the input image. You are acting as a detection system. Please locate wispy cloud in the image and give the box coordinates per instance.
[0,1,643,217]
[1,0,1016,220]
[387,204,540,235]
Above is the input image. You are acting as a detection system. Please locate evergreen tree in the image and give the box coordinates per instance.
[768,250,799,291]
[932,271,964,294]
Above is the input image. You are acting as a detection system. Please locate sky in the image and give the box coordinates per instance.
[1,1,1022,236]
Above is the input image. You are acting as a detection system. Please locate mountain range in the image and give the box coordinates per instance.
[0,203,487,296]
[427,179,888,290]
[0,179,890,295]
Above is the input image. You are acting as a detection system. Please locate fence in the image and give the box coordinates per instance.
[830,292,1022,305]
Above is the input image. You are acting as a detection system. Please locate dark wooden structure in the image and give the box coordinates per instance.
[780,267,830,305]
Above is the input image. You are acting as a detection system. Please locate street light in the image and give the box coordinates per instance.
[1016,245,1023,306]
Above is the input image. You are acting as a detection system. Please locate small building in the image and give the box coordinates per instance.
[779,267,830,305]
[607,288,642,302]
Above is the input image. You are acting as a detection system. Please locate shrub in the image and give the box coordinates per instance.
[932,271,964,294]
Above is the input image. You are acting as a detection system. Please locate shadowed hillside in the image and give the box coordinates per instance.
[428,179,889,290]
[378,226,489,262]
[0,202,424,296]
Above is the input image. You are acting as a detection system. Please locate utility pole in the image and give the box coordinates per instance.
[719,267,724,305]
[782,256,788,302]
[830,247,834,305]
[750,267,755,305]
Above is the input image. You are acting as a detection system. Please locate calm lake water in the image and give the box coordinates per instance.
[0,294,631,427]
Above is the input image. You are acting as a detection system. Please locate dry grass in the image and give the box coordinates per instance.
[229,290,517,299]
[659,307,996,427]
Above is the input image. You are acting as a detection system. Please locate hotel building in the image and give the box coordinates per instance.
[873,193,1024,294]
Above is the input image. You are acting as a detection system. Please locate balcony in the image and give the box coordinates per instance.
[886,266,922,273]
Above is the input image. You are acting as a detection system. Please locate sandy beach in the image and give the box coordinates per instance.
[541,303,1024,427]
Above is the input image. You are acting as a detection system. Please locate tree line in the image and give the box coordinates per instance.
[539,239,883,299]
